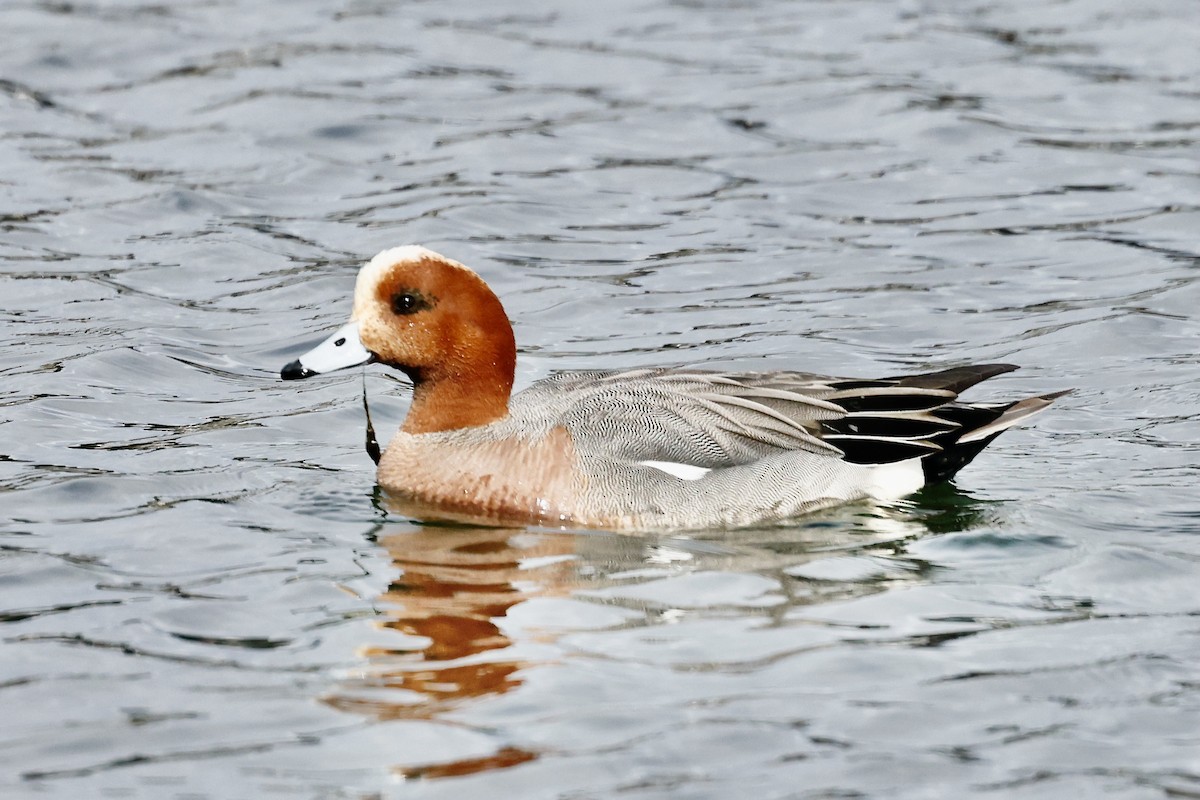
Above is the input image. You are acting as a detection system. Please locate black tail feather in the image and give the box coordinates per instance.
[920,430,1004,483]
[815,365,1066,478]
[888,364,1018,393]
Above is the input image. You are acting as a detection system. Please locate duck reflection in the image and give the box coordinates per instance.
[328,486,998,779]
[327,525,576,717]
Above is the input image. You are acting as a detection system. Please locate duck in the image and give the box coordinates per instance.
[281,246,1068,531]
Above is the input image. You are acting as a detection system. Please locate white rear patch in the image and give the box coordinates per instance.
[639,460,712,481]
[862,458,925,500]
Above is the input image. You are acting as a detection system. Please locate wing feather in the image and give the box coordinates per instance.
[517,363,1057,474]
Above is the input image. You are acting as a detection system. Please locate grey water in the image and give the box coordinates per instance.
[2,0,1199,797]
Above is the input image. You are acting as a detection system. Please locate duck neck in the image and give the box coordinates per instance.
[400,357,514,434]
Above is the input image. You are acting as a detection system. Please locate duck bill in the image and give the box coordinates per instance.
[281,321,375,380]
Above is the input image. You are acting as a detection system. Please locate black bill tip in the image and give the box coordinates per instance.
[281,359,316,380]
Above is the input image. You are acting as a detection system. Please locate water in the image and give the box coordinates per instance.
[2,0,1198,797]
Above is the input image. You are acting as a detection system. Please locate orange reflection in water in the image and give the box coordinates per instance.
[323,500,947,780]
[326,524,581,778]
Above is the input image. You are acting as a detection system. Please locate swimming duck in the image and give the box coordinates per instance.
[281,246,1068,530]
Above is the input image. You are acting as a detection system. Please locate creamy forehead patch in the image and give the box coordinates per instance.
[352,246,478,316]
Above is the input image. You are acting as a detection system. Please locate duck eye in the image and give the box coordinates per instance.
[391,290,431,316]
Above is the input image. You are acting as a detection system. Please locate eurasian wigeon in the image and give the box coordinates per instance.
[281,246,1068,530]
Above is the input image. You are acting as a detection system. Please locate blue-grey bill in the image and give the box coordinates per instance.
[281,321,374,380]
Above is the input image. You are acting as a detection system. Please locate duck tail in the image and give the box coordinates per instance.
[921,389,1071,483]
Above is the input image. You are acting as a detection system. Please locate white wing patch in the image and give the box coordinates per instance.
[639,460,712,481]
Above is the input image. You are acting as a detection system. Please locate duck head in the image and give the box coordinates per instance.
[281,246,516,433]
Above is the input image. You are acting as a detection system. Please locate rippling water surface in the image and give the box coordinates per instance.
[3,0,1199,797]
